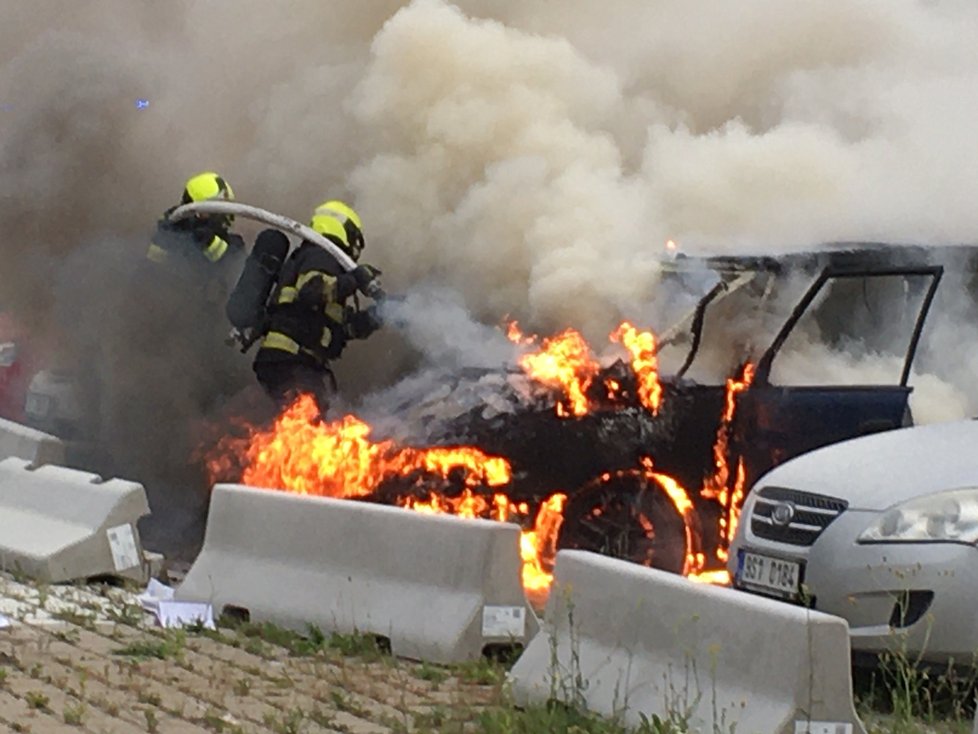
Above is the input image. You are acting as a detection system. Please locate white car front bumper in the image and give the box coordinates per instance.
[730,504,978,664]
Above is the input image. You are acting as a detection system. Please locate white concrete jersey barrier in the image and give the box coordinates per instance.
[0,417,65,466]
[510,550,866,734]
[0,457,150,584]
[176,484,538,663]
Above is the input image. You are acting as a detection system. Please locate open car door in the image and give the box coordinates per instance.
[735,264,943,487]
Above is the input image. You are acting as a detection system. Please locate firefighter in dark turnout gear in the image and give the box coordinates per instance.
[147,171,245,289]
[252,200,382,414]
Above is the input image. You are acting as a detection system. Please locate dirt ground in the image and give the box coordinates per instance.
[0,572,502,734]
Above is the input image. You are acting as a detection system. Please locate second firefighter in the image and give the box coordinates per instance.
[252,199,383,414]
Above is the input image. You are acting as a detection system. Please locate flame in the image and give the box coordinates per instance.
[214,394,565,598]
[611,322,662,413]
[517,493,567,600]
[510,326,600,417]
[506,320,536,345]
[640,458,705,577]
[700,363,755,563]
[209,325,759,600]
[688,569,731,585]
[239,397,510,499]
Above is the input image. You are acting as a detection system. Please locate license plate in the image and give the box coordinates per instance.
[736,549,802,599]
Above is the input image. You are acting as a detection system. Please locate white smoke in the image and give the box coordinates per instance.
[2,0,978,435]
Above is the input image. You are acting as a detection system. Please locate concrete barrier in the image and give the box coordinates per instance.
[0,417,65,466]
[509,550,866,734]
[0,457,151,584]
[176,484,538,664]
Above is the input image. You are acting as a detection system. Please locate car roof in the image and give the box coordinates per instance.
[664,242,978,277]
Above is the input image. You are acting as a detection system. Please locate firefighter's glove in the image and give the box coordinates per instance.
[348,306,383,340]
[352,264,381,296]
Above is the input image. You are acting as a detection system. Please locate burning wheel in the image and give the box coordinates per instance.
[558,470,689,575]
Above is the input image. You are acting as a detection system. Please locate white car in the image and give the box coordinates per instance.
[728,419,978,664]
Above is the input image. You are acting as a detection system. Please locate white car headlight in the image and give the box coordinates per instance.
[858,488,978,544]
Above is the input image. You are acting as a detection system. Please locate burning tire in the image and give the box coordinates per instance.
[559,470,691,576]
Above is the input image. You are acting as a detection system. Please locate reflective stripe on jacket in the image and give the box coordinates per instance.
[255,239,359,367]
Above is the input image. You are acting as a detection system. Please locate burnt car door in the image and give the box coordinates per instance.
[734,264,943,488]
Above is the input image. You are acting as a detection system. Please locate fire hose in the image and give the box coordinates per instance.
[169,200,392,351]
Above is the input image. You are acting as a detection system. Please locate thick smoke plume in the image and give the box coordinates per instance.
[2,0,978,524]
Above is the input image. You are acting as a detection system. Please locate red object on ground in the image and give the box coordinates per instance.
[0,313,33,423]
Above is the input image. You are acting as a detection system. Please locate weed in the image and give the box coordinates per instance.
[416,661,449,684]
[853,607,978,730]
[144,708,159,733]
[412,705,453,729]
[91,694,121,717]
[308,706,334,728]
[106,602,144,627]
[63,701,86,726]
[113,630,186,660]
[232,677,251,696]
[477,701,631,733]
[52,628,82,644]
[24,690,50,711]
[138,689,163,706]
[0,667,7,688]
[202,709,228,732]
[456,656,507,686]
[263,707,305,734]
[52,608,97,630]
[244,637,270,658]
[327,630,388,660]
[330,689,366,717]
[288,624,327,656]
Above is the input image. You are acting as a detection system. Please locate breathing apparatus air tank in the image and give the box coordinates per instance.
[226,229,290,333]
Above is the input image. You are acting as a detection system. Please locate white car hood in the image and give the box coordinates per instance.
[753,419,978,511]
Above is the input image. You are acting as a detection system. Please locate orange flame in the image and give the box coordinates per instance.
[611,322,663,413]
[216,394,564,598]
[240,397,510,499]
[510,325,600,417]
[700,363,755,564]
[516,493,567,602]
[639,458,705,577]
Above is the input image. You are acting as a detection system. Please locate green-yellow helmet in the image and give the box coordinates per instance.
[181,171,234,204]
[309,200,365,261]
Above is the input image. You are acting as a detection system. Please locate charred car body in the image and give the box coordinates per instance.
[377,243,969,576]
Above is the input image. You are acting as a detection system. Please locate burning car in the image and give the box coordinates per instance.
[208,237,963,601]
[729,418,978,665]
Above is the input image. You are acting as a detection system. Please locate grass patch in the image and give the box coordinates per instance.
[330,689,367,717]
[24,690,50,711]
[456,656,508,686]
[105,602,145,627]
[262,707,305,734]
[113,630,186,660]
[51,608,97,630]
[63,701,86,726]
[416,661,449,683]
[219,618,387,660]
